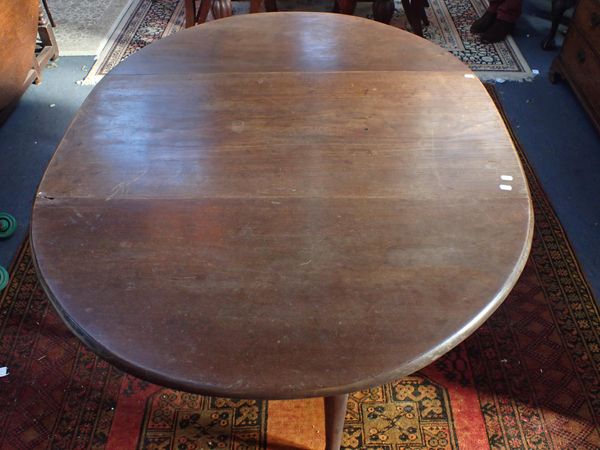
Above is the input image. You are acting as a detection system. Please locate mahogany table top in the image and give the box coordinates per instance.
[31,12,533,399]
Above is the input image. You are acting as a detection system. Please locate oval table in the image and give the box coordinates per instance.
[32,12,533,449]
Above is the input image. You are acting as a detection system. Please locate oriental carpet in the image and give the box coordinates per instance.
[48,0,136,55]
[0,90,599,449]
[82,0,533,84]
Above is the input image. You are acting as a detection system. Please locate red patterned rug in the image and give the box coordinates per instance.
[1,89,599,449]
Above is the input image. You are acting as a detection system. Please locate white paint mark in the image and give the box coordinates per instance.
[106,182,126,201]
[501,175,513,181]
[106,170,148,201]
[499,184,513,191]
[464,74,475,79]
[231,121,246,133]
[0,367,8,377]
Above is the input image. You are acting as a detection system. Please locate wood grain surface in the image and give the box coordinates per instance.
[31,13,533,400]
[0,0,38,122]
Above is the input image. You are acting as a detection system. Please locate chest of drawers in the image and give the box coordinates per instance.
[550,0,600,133]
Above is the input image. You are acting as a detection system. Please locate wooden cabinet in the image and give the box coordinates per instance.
[0,1,59,126]
[551,0,600,133]
[0,0,39,124]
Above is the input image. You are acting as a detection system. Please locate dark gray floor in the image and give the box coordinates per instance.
[0,57,95,269]
[497,0,600,300]
[1,9,599,302]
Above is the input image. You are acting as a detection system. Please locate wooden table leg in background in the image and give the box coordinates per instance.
[185,0,232,26]
[184,0,196,27]
[412,0,425,36]
[336,0,357,14]
[196,0,213,24]
[250,0,263,12]
[401,0,425,36]
[324,394,349,450]
[372,0,395,23]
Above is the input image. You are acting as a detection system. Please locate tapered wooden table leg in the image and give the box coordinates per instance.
[324,394,348,450]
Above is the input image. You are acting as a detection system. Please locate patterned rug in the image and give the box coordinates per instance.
[1,89,598,448]
[82,0,533,84]
[51,0,136,55]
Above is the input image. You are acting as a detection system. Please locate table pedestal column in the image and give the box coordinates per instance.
[324,394,349,450]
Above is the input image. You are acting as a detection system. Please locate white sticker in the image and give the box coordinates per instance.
[0,367,8,377]
[501,175,514,181]
[464,74,475,79]
[499,184,513,191]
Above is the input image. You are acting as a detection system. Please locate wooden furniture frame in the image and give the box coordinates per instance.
[33,9,60,85]
[550,0,600,134]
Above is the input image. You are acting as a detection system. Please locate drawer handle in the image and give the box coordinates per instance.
[592,12,600,28]
[577,48,586,63]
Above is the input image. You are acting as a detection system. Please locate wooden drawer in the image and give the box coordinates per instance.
[561,27,600,118]
[573,0,600,48]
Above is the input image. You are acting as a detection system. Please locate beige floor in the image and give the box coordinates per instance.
[50,0,135,55]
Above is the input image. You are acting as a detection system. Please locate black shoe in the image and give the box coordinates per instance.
[481,19,514,43]
[470,11,496,34]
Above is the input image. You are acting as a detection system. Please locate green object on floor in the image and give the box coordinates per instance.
[0,266,8,291]
[0,213,16,289]
[0,213,17,239]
